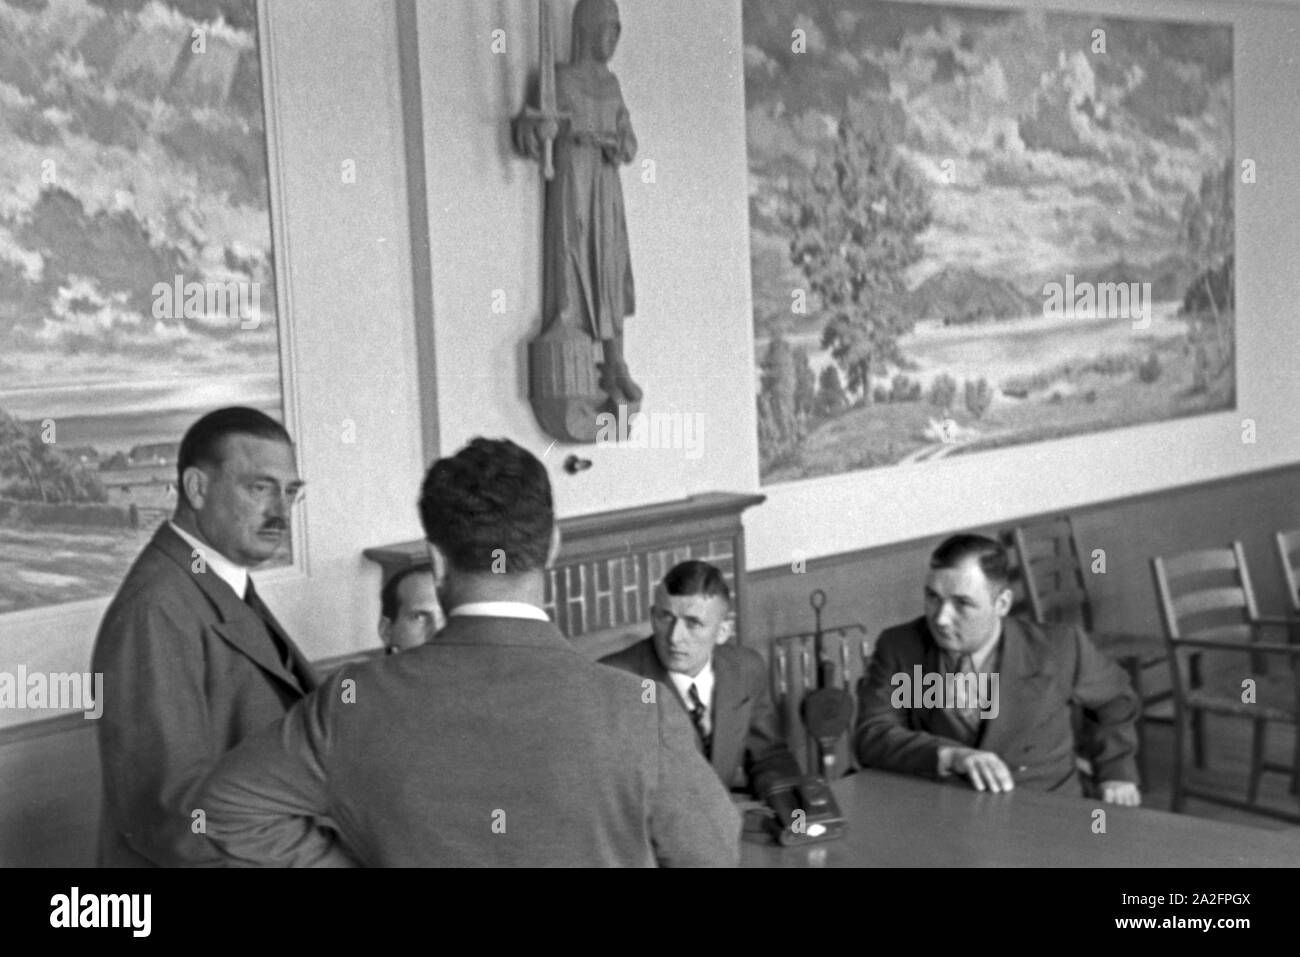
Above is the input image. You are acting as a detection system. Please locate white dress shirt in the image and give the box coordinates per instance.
[448,601,550,622]
[667,658,716,733]
[169,521,248,598]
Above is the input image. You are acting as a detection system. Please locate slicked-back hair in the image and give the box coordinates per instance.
[929,533,1011,591]
[662,560,732,610]
[177,406,292,508]
[418,438,553,574]
[380,563,435,621]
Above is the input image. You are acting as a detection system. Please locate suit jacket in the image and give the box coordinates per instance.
[91,522,317,866]
[200,615,740,867]
[600,638,801,798]
[853,616,1138,792]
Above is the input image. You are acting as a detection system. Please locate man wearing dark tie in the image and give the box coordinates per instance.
[92,407,316,866]
[854,534,1140,804]
[601,560,801,800]
[200,438,739,866]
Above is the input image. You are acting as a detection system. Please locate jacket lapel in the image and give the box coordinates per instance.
[149,523,309,694]
[978,618,1043,754]
[636,639,721,765]
[708,646,747,785]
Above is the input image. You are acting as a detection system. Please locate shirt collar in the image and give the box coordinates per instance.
[969,633,1000,673]
[169,521,249,599]
[667,657,715,710]
[448,601,550,622]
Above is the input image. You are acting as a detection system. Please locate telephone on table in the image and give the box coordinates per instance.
[758,775,846,846]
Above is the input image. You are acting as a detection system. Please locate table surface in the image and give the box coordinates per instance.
[741,770,1300,867]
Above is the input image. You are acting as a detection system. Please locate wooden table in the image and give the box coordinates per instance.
[741,770,1300,867]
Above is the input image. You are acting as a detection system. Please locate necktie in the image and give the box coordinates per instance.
[244,578,296,677]
[688,683,712,759]
[951,653,980,735]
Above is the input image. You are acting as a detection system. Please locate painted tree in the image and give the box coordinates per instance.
[0,410,106,504]
[1179,160,1233,321]
[781,116,932,400]
[792,345,817,423]
[816,364,847,416]
[759,334,799,459]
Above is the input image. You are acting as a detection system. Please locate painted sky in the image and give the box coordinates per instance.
[0,0,279,408]
[744,0,1233,294]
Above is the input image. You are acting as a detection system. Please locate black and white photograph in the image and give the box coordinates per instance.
[0,0,1296,919]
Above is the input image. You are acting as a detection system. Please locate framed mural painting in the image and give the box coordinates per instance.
[744,0,1234,485]
[0,0,288,615]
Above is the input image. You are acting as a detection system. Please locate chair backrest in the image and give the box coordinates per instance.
[1276,529,1300,615]
[1150,542,1261,648]
[1010,516,1095,631]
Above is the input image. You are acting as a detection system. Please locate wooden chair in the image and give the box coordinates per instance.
[1008,517,1172,785]
[1276,529,1300,614]
[1151,542,1300,822]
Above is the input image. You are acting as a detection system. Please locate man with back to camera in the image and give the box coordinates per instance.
[854,534,1141,803]
[601,560,802,799]
[378,563,442,654]
[92,406,317,866]
[199,437,740,866]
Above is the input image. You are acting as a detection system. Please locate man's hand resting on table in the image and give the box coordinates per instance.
[1100,780,1141,806]
[938,746,1015,793]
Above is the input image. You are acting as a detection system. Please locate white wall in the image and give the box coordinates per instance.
[415,0,760,522]
[4,0,1298,731]
[747,0,1300,571]
[414,0,1300,575]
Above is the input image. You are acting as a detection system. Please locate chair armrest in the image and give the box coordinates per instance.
[1174,637,1300,657]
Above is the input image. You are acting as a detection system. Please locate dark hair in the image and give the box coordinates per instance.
[177,407,292,508]
[662,560,732,609]
[380,563,435,621]
[418,438,553,574]
[929,534,1011,589]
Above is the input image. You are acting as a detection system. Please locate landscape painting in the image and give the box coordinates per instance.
[744,0,1235,484]
[0,0,284,614]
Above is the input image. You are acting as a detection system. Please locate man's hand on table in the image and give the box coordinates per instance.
[1100,780,1141,806]
[938,745,1015,793]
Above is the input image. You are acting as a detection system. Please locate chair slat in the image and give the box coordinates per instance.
[1162,548,1239,579]
[1171,586,1247,618]
[1019,517,1074,543]
[1173,622,1254,646]
[1028,553,1082,579]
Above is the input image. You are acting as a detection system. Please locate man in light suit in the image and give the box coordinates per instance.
[601,560,802,800]
[855,534,1140,803]
[200,438,739,866]
[92,407,316,866]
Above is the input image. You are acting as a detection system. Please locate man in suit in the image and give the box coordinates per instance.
[200,438,739,866]
[601,560,802,800]
[377,562,441,654]
[92,406,317,866]
[855,534,1141,804]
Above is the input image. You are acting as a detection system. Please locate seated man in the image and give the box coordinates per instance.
[378,563,442,654]
[200,438,738,866]
[602,560,801,800]
[854,534,1140,804]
